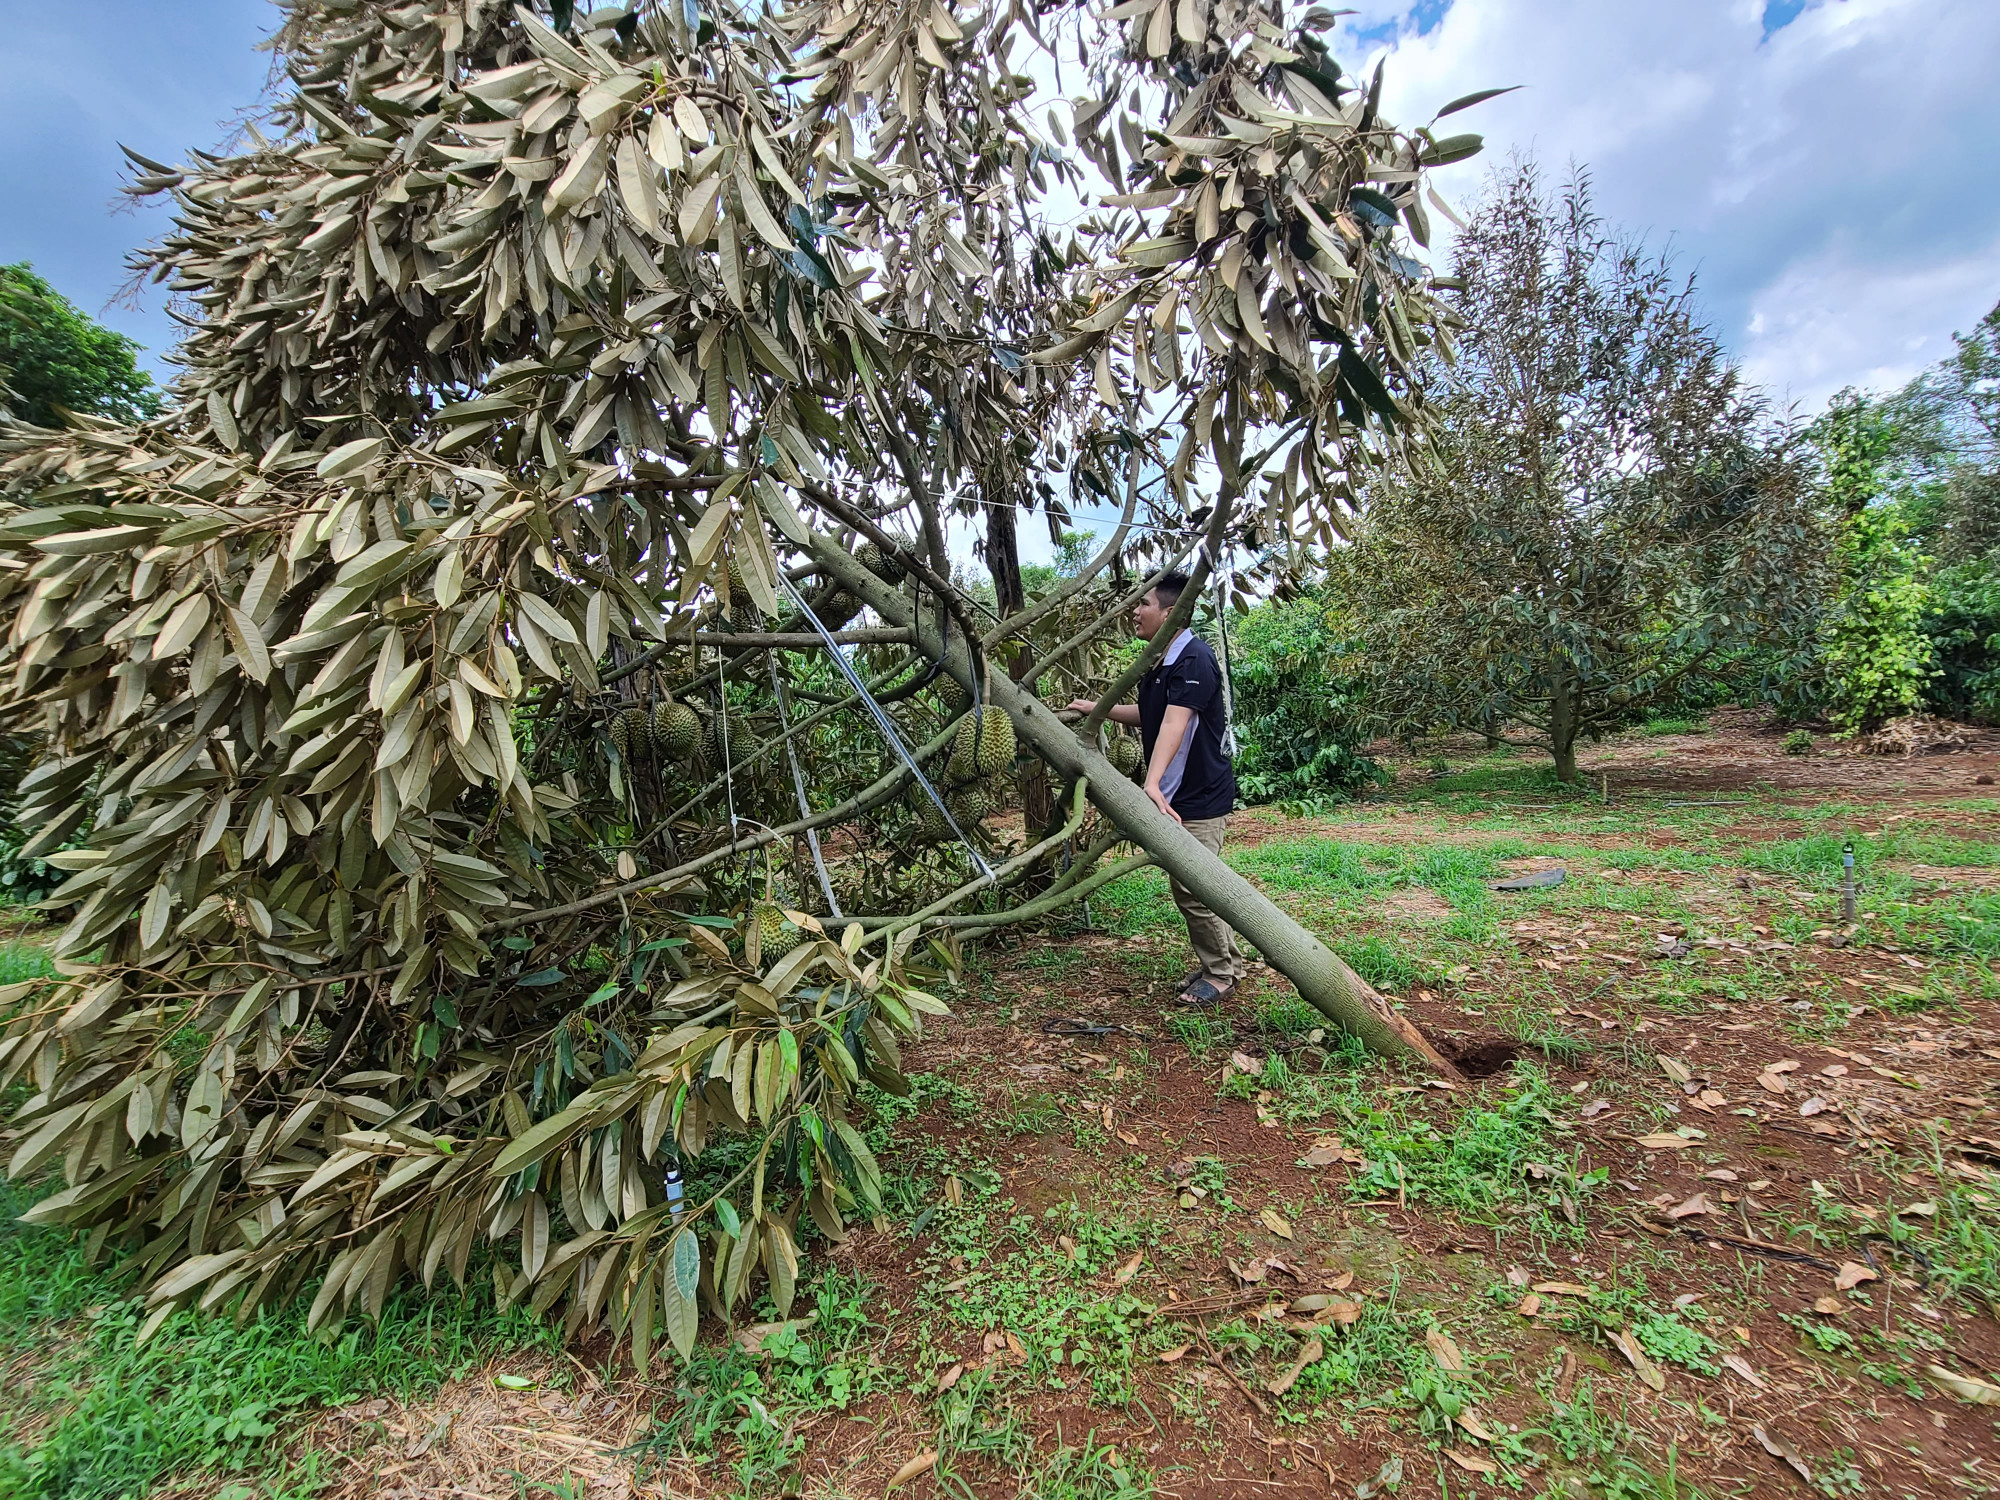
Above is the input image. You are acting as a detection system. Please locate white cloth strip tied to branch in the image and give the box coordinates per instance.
[780,573,994,881]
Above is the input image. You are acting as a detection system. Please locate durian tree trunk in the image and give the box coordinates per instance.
[812,539,1462,1076]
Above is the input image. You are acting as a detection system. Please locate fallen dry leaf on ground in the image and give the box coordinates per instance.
[1668,1192,1713,1219]
[1533,1281,1596,1297]
[1157,1345,1190,1363]
[1929,1365,2000,1404]
[1111,1251,1144,1284]
[1516,1293,1543,1316]
[1426,1327,1466,1372]
[1834,1261,1878,1291]
[1612,1329,1666,1391]
[1657,1054,1694,1084]
[1444,1448,1498,1475]
[1812,1295,1844,1315]
[1752,1425,1813,1484]
[1265,1335,1324,1395]
[1635,1133,1696,1150]
[1454,1409,1499,1443]
[1355,1456,1404,1499]
[889,1451,939,1487]
[1260,1208,1293,1239]
[1721,1355,1766,1390]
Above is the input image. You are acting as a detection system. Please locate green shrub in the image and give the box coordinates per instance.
[1782,729,1814,755]
[1226,588,1377,805]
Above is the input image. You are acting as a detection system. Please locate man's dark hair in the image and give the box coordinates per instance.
[1150,570,1192,609]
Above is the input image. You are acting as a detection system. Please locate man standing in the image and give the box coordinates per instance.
[1070,571,1241,1004]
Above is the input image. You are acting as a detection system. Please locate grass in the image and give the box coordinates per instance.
[1222,1055,1600,1238]
[0,941,54,984]
[0,1183,557,1500]
[627,1269,886,1496]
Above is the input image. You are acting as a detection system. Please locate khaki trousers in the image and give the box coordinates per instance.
[1170,815,1243,985]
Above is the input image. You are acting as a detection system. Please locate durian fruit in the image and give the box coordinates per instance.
[613,706,652,760]
[723,555,763,620]
[948,707,1015,782]
[749,901,803,960]
[813,582,863,631]
[972,707,1016,775]
[945,780,992,827]
[935,676,969,714]
[857,542,904,586]
[701,709,761,766]
[913,797,952,843]
[653,699,701,760]
[1108,732,1143,777]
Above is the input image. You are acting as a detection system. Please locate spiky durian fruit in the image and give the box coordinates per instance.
[949,707,1015,782]
[653,699,701,759]
[1108,733,1142,777]
[913,797,952,843]
[945,781,992,827]
[613,706,652,759]
[973,707,1016,775]
[750,901,803,960]
[701,709,760,766]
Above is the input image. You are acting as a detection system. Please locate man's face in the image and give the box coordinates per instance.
[1131,588,1172,641]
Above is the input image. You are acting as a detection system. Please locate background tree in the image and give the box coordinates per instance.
[1333,162,1825,781]
[1228,584,1374,805]
[1804,303,2000,725]
[0,264,161,428]
[0,0,1481,1358]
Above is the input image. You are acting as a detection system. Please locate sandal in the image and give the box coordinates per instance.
[1178,976,1235,1007]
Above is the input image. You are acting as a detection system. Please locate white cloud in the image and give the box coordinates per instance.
[1355,0,2000,412]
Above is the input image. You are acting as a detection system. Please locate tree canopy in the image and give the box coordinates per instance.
[0,265,161,430]
[1333,163,1825,780]
[0,0,1475,1359]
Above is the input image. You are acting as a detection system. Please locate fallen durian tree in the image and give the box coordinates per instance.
[0,0,1485,1358]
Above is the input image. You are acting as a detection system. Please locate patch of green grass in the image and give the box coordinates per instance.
[1633,1309,1722,1375]
[1638,716,1706,736]
[999,1089,1065,1136]
[629,1267,885,1495]
[1238,1057,1599,1237]
[1330,932,1427,992]
[0,1181,557,1500]
[1254,994,1321,1038]
[1169,1011,1230,1055]
[1027,1440,1155,1500]
[1088,869,1177,936]
[0,941,53,985]
[913,1195,1157,1404]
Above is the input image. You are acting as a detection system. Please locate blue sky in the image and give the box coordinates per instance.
[0,0,275,375]
[3,0,1996,431]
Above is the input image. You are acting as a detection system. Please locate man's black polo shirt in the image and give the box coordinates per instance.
[1136,629,1236,821]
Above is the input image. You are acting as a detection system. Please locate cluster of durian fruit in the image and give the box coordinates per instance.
[607,698,762,768]
[915,701,1017,843]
